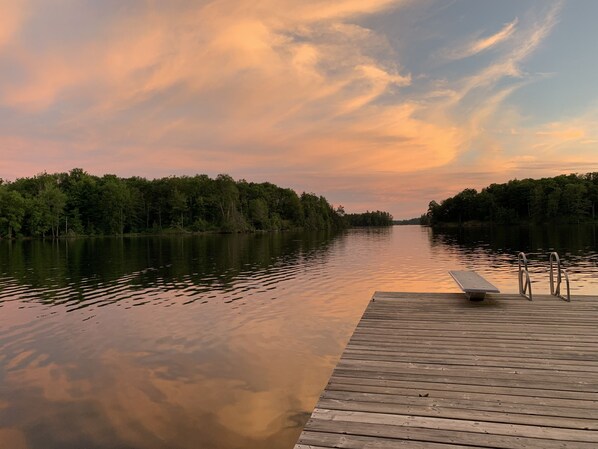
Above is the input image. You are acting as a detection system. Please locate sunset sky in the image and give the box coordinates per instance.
[1,0,598,217]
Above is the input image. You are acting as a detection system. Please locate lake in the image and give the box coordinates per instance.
[1,225,598,449]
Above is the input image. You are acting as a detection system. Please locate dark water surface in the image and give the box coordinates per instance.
[1,225,598,448]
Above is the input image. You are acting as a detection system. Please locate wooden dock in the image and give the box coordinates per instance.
[295,292,598,449]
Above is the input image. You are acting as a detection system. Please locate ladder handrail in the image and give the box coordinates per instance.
[518,252,532,301]
[549,252,571,302]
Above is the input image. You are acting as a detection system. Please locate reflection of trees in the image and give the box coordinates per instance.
[0,231,345,307]
[429,224,598,271]
[430,224,598,252]
[353,227,393,236]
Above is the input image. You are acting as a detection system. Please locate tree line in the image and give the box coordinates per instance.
[345,210,394,227]
[394,217,420,225]
[0,169,349,238]
[425,173,598,226]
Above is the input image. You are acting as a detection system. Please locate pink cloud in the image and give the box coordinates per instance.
[0,0,26,49]
[0,0,587,218]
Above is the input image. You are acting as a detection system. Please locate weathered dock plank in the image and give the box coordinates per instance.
[294,292,598,449]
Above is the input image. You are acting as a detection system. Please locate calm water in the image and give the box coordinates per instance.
[1,225,598,448]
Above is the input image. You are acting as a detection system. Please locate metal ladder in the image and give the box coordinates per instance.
[549,252,571,302]
[517,252,570,301]
[518,252,532,301]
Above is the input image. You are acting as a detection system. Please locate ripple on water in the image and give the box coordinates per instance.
[1,226,598,449]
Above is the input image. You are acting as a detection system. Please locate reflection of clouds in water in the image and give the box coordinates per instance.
[2,335,326,449]
[0,276,345,449]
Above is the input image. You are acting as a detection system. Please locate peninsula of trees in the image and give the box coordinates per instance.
[346,211,393,227]
[0,169,349,238]
[425,173,598,226]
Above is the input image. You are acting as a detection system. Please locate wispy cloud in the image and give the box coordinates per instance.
[449,18,518,60]
[0,0,594,218]
[470,18,518,54]
[451,2,562,100]
[1,0,442,179]
[431,0,564,169]
[0,0,26,48]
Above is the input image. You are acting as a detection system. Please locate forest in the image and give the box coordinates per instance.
[394,217,420,225]
[425,173,598,226]
[346,211,393,227]
[0,169,349,238]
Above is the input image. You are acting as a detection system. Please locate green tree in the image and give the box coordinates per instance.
[249,198,269,229]
[546,187,561,219]
[37,182,67,238]
[215,174,246,231]
[99,176,132,234]
[562,183,589,222]
[170,188,188,228]
[62,168,100,235]
[0,188,26,238]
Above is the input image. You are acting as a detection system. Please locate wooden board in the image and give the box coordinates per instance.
[294,292,598,449]
[449,270,500,295]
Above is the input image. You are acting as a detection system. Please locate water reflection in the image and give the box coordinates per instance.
[0,232,341,310]
[429,224,598,294]
[430,223,598,255]
[1,226,598,449]
[0,231,350,449]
